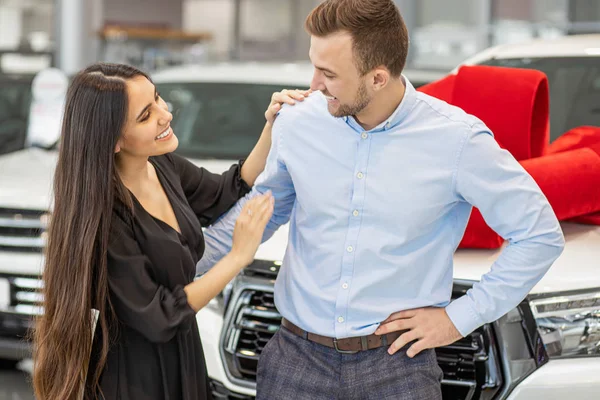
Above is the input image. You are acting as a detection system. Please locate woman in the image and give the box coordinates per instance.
[32,62,308,400]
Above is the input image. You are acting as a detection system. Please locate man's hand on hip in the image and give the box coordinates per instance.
[375,307,463,358]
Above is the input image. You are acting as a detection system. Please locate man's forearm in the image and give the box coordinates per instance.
[197,194,251,276]
[446,227,564,337]
[449,127,565,336]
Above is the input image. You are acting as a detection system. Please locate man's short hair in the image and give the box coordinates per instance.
[305,0,409,78]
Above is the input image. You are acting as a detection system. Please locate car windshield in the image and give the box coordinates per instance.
[0,75,32,155]
[155,81,287,160]
[480,57,600,142]
[156,78,436,161]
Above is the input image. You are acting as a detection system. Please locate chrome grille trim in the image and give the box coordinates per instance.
[0,273,44,316]
[13,277,44,290]
[219,273,504,398]
[0,217,47,229]
[0,236,45,247]
[0,208,48,252]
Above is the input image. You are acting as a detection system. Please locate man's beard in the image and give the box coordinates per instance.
[328,81,371,118]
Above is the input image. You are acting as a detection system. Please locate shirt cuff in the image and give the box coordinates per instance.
[444,294,485,337]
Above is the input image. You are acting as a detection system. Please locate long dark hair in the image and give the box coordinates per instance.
[33,63,149,399]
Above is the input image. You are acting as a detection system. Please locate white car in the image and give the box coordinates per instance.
[153,39,599,399]
[0,35,598,398]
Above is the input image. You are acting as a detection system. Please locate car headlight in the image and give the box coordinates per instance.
[530,290,600,357]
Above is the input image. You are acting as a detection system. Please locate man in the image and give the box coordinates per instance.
[199,0,564,398]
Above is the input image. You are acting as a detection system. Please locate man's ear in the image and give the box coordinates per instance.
[372,67,390,91]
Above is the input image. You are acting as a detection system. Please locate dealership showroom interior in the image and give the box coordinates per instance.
[1,0,600,399]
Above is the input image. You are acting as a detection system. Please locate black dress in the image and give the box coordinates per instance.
[87,153,250,400]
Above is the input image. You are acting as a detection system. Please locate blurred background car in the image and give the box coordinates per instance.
[460,33,600,142]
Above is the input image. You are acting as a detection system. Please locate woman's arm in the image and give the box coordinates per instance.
[241,89,311,186]
[106,194,273,344]
[184,193,274,312]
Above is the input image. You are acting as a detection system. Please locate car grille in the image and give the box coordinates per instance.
[223,290,278,381]
[222,286,502,400]
[0,208,48,253]
[0,273,43,335]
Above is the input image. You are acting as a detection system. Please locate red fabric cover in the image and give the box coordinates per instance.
[547,126,600,154]
[459,209,504,249]
[450,66,549,160]
[570,212,600,225]
[521,147,600,220]
[418,74,456,104]
[416,65,600,249]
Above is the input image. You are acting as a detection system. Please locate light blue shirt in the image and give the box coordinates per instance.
[199,76,564,338]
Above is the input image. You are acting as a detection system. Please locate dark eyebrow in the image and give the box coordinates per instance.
[308,52,336,76]
[316,66,336,75]
[136,87,157,121]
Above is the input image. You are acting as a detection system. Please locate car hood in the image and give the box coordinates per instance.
[0,148,57,210]
[451,222,600,294]
[0,150,239,211]
[1,151,597,295]
[256,221,599,295]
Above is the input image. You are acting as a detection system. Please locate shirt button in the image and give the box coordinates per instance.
[361,132,368,139]
[352,210,359,217]
[385,122,391,128]
[338,317,345,323]
[346,246,354,253]
[356,172,364,179]
[342,283,349,289]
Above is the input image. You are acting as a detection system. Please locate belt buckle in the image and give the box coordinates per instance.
[333,338,359,354]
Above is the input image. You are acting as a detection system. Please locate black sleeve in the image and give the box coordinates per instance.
[167,153,251,227]
[106,211,196,343]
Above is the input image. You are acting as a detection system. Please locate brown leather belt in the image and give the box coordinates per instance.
[281,318,406,353]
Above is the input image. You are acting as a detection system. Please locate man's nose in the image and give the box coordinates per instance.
[310,73,326,92]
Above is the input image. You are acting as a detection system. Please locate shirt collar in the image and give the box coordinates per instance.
[343,74,417,133]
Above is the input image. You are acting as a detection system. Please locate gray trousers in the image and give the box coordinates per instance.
[256,326,443,400]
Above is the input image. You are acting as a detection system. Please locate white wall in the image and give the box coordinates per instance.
[183,0,321,61]
[0,0,54,50]
[83,0,104,66]
[0,5,22,49]
[183,0,233,59]
[240,0,293,41]
[417,0,481,26]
